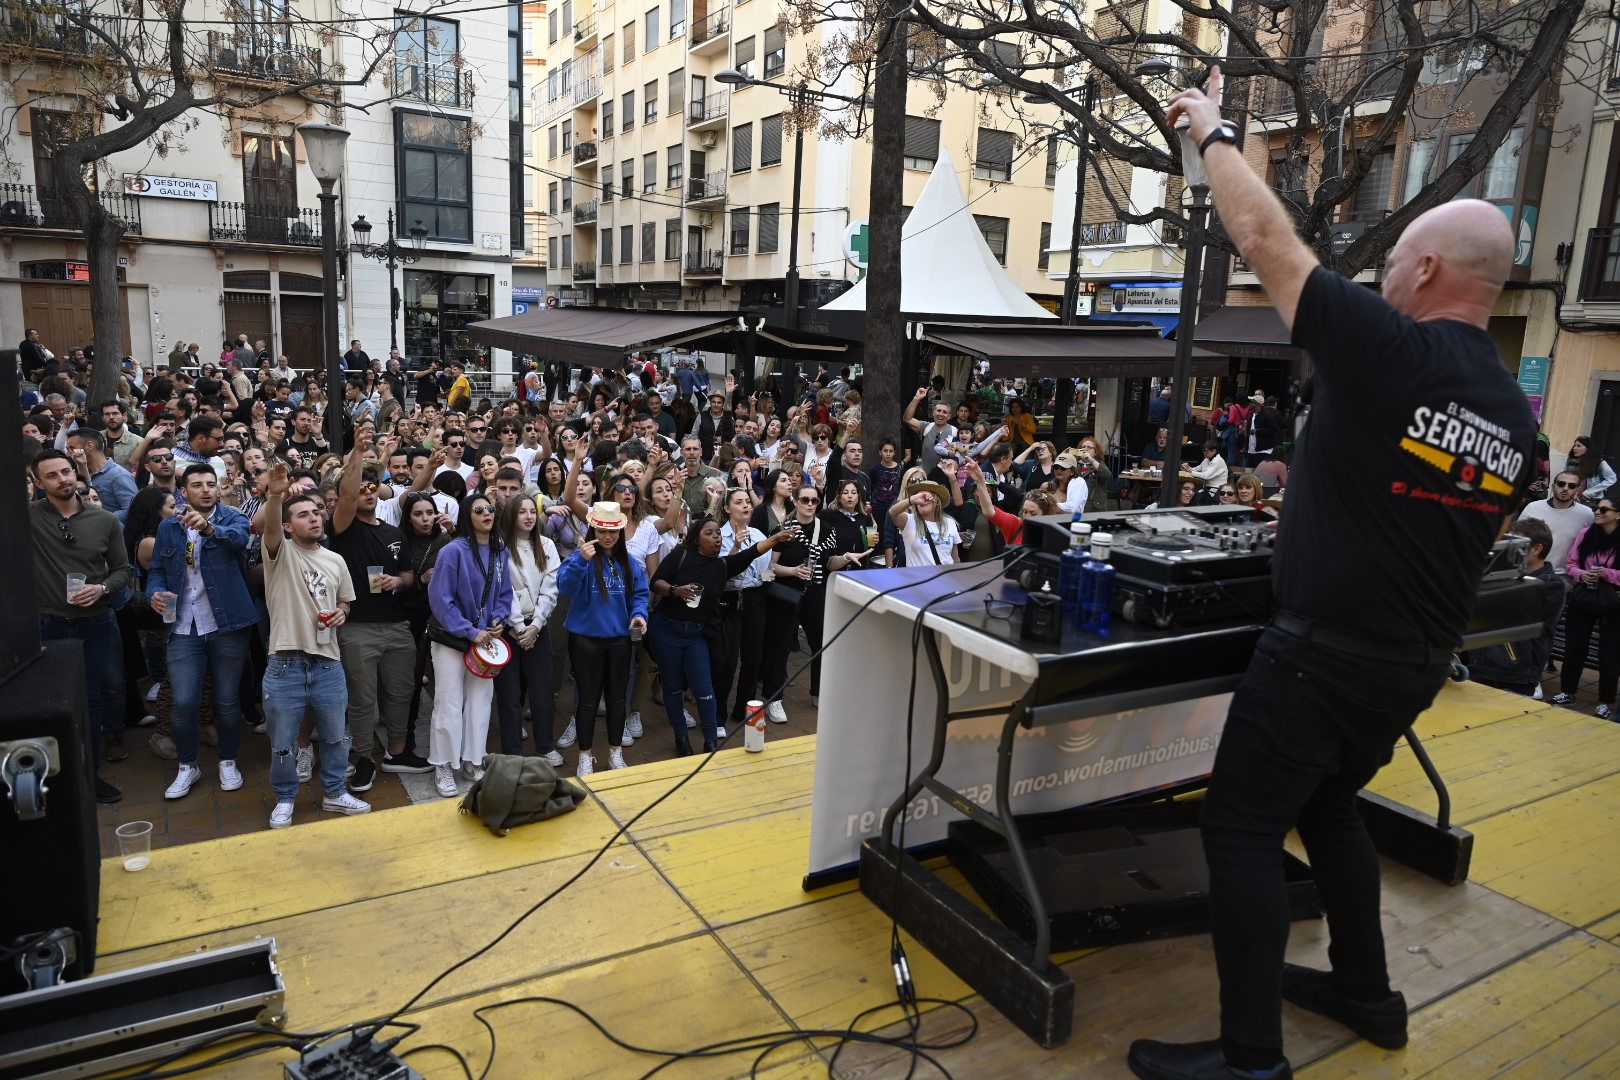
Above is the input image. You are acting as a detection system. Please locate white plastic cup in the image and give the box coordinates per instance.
[65,573,86,604]
[158,591,178,624]
[367,566,384,594]
[744,700,766,753]
[685,583,704,609]
[116,820,153,871]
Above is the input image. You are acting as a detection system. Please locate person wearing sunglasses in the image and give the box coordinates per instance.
[759,484,847,720]
[1553,498,1620,718]
[1516,470,1595,577]
[31,449,134,804]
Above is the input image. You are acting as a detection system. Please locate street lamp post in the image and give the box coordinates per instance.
[297,122,350,454]
[350,210,428,355]
[715,70,863,407]
[1158,123,1212,510]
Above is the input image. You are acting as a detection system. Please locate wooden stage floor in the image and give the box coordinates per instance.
[95,681,1620,1078]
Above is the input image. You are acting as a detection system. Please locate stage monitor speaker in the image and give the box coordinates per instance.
[0,642,99,995]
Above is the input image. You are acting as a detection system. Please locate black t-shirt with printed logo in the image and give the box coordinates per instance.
[328,515,409,622]
[1278,267,1535,648]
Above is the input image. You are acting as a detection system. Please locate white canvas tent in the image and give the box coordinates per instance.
[822,148,1057,321]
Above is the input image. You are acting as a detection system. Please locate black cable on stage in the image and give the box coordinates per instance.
[400,1041,477,1080]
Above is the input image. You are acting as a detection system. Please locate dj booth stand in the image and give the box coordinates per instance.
[836,540,1542,1048]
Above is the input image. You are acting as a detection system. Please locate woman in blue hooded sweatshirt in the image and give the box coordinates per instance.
[558,500,649,776]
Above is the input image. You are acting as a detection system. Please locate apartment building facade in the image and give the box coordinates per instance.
[533,0,1064,317]
[0,1,519,378]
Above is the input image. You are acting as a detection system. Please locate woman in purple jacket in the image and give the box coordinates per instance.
[426,492,513,798]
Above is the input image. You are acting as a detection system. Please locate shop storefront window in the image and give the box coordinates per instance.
[403,270,492,369]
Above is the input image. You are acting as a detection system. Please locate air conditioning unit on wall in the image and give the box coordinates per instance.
[701,131,718,148]
[698,212,713,228]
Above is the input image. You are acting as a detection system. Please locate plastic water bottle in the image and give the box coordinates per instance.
[1082,532,1117,634]
[1059,521,1092,618]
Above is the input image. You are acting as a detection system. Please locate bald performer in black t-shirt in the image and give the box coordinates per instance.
[1126,70,1535,1080]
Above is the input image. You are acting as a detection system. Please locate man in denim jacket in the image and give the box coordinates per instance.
[148,464,255,801]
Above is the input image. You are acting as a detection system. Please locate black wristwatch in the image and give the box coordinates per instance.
[1199,123,1238,155]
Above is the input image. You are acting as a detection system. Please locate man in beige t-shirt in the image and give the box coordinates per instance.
[259,461,369,829]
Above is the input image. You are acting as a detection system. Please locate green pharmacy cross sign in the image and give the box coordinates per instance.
[844,220,870,279]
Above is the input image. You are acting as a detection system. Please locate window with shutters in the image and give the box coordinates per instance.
[665,217,681,259]
[623,22,635,61]
[667,144,684,186]
[903,116,940,170]
[1081,154,1132,228]
[622,91,635,131]
[641,222,656,261]
[561,234,572,267]
[644,80,658,122]
[732,122,753,172]
[982,39,1018,87]
[602,100,614,139]
[561,178,573,212]
[645,7,659,50]
[561,0,571,32]
[621,159,634,198]
[601,168,613,202]
[549,237,559,268]
[548,10,558,44]
[973,127,1013,181]
[643,152,658,193]
[735,36,755,79]
[730,207,751,254]
[1045,138,1060,186]
[974,215,1009,264]
[670,0,685,37]
[604,33,615,72]
[1093,0,1146,39]
[760,114,783,167]
[1038,222,1051,270]
[602,228,614,263]
[764,23,785,79]
[669,69,685,114]
[758,203,780,253]
[620,224,634,263]
[548,181,559,215]
[548,125,558,159]
[561,120,572,152]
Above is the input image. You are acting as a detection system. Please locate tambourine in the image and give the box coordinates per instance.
[464,635,513,679]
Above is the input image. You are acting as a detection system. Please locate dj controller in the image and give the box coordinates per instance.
[1007,507,1529,630]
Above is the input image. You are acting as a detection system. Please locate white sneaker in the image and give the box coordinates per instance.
[1550,692,1575,706]
[321,790,371,815]
[715,724,727,740]
[218,760,244,792]
[463,761,485,782]
[434,765,458,798]
[684,710,697,729]
[269,802,295,829]
[608,747,627,770]
[576,752,595,777]
[1532,683,1544,701]
[625,711,644,738]
[542,749,565,767]
[294,745,314,783]
[1598,704,1613,720]
[556,719,578,749]
[621,729,635,747]
[146,681,161,703]
[253,720,267,734]
[766,701,788,724]
[137,713,157,727]
[165,763,202,800]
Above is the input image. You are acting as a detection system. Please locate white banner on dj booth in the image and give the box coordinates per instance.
[807,567,1231,880]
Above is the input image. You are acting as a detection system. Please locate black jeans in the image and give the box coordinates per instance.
[760,585,826,701]
[1201,627,1447,1060]
[1558,602,1620,702]
[569,632,630,752]
[495,627,555,754]
[711,590,765,723]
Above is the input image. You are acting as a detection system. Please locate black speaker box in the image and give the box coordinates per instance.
[0,641,99,995]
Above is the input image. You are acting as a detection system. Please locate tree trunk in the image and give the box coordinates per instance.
[860,0,908,445]
[86,208,126,412]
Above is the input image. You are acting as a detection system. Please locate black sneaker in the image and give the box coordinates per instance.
[380,750,433,774]
[349,757,377,793]
[95,777,122,804]
[1281,963,1407,1049]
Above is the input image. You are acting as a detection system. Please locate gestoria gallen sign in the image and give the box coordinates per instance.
[122,174,219,201]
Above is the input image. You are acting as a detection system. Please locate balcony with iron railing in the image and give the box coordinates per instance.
[573,260,596,281]
[573,71,602,110]
[686,171,726,203]
[0,183,141,234]
[689,7,730,51]
[683,248,723,275]
[206,27,323,82]
[574,140,598,166]
[0,11,121,56]
[397,62,475,108]
[1580,227,1620,302]
[687,92,728,128]
[1080,220,1128,245]
[1258,53,1403,117]
[209,201,322,246]
[573,13,597,46]
[574,199,599,225]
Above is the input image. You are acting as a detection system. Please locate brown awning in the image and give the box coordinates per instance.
[466,308,858,367]
[1189,306,1303,361]
[921,322,1227,379]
